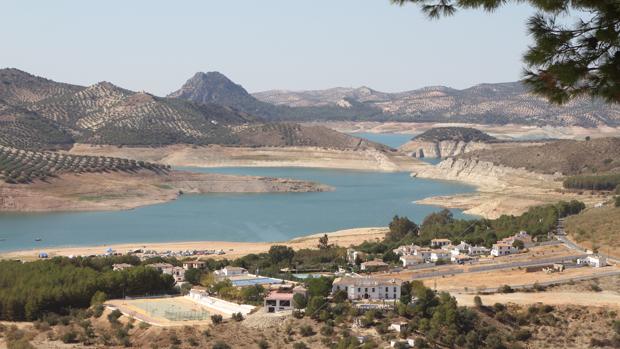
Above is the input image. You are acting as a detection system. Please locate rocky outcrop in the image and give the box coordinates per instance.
[399,140,491,158]
[415,157,560,189]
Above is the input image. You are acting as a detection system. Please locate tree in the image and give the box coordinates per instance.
[184,268,203,285]
[391,0,620,104]
[473,295,483,308]
[616,196,620,207]
[293,293,308,309]
[318,234,331,249]
[268,245,295,265]
[388,215,419,242]
[512,239,525,250]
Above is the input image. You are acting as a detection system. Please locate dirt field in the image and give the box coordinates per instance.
[423,265,620,292]
[453,290,620,308]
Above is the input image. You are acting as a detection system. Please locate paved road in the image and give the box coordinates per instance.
[408,254,587,280]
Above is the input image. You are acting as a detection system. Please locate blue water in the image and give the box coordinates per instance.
[0,133,471,252]
[349,132,415,149]
[0,167,474,252]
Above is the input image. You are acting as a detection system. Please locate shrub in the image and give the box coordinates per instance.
[292,343,309,349]
[90,291,107,306]
[320,325,334,336]
[615,196,620,207]
[299,325,314,337]
[61,330,78,344]
[257,339,269,349]
[108,309,122,324]
[232,312,244,322]
[210,314,223,325]
[514,329,532,341]
[212,342,231,349]
[499,285,514,293]
[93,305,105,318]
[473,296,483,308]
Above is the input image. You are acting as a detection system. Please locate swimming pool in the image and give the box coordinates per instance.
[231,277,283,286]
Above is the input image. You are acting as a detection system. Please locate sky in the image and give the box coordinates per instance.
[1,0,538,96]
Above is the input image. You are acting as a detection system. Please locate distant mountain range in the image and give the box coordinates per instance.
[252,83,620,127]
[0,68,383,151]
[2,67,618,154]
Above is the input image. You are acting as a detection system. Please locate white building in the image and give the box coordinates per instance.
[393,244,420,256]
[400,255,424,268]
[214,266,248,277]
[347,249,366,265]
[360,259,389,272]
[468,245,490,256]
[491,243,518,257]
[577,255,607,268]
[430,249,451,262]
[430,238,451,248]
[183,260,206,270]
[264,284,307,313]
[413,248,433,262]
[451,241,471,255]
[332,277,401,301]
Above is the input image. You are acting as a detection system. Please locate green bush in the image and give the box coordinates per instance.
[210,314,223,325]
[299,325,314,337]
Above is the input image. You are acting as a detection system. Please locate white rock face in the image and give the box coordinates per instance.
[399,140,491,158]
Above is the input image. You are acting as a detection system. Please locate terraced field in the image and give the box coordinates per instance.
[0,146,168,183]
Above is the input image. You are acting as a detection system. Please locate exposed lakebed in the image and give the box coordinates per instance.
[0,134,475,252]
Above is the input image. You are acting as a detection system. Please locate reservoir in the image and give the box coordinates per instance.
[0,134,475,252]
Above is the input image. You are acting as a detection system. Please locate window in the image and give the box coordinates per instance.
[393,287,397,292]
[280,300,291,307]
[372,288,375,292]
[365,288,368,292]
[358,288,361,292]
[385,287,388,292]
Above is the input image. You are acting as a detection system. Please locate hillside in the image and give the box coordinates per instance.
[253,82,620,127]
[0,69,383,150]
[458,137,620,175]
[0,145,168,184]
[0,68,82,105]
[413,127,498,143]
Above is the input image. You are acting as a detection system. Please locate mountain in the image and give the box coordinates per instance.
[0,68,385,151]
[169,72,384,121]
[168,72,282,118]
[253,81,620,127]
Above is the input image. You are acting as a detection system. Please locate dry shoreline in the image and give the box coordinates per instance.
[0,227,388,261]
[0,170,332,213]
[67,144,426,173]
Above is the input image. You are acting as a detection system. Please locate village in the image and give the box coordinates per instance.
[96,228,617,346]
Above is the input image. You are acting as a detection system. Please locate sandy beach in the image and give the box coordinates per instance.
[0,227,388,261]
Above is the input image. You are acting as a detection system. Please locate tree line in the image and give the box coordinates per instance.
[0,257,175,321]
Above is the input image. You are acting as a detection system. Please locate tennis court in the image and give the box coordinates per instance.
[131,298,211,321]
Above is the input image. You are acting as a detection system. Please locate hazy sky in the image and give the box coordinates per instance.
[2,0,537,96]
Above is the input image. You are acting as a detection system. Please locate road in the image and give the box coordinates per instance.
[408,254,587,280]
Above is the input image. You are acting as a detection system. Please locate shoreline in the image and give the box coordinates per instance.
[316,121,620,140]
[0,227,388,261]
